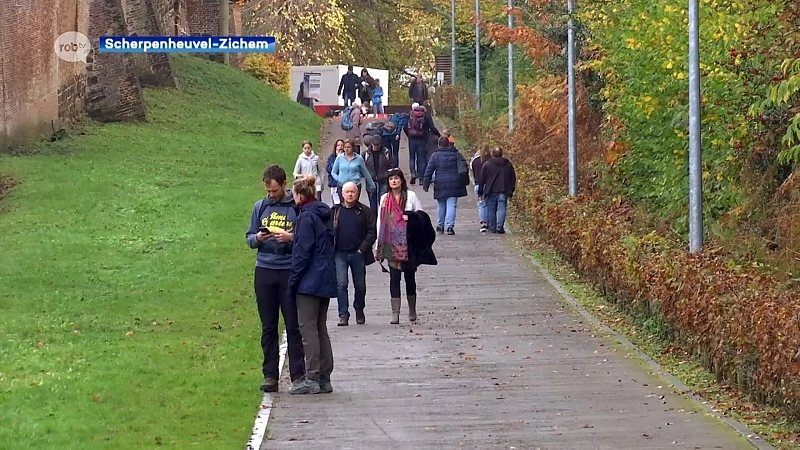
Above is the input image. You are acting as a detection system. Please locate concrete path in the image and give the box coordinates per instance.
[261,118,754,449]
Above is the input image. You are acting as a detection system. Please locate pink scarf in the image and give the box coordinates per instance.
[377,192,408,263]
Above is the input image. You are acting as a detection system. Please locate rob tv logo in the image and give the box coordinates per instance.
[54,32,92,63]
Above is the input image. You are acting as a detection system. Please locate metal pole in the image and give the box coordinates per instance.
[451,0,456,86]
[219,0,230,65]
[508,0,514,130]
[567,0,577,196]
[475,0,481,109]
[688,0,703,253]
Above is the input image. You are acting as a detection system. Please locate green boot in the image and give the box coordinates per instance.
[390,297,401,324]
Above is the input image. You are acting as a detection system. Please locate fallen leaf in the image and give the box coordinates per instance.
[126,331,135,337]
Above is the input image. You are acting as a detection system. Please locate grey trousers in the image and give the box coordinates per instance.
[296,294,334,381]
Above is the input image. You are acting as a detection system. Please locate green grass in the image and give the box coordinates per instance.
[0,54,322,448]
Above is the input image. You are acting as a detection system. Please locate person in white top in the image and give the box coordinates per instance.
[374,168,424,324]
[293,141,323,201]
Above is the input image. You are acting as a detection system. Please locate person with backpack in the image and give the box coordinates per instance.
[293,141,323,202]
[403,103,440,185]
[337,65,361,107]
[363,135,395,213]
[246,164,306,393]
[422,136,470,235]
[340,103,363,154]
[382,112,407,169]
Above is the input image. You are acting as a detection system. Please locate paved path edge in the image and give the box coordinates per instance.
[246,330,288,450]
[504,226,774,450]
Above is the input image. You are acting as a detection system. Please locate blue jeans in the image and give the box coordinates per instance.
[485,193,508,231]
[374,102,385,114]
[437,197,458,229]
[343,92,356,106]
[335,250,367,318]
[474,185,487,223]
[369,182,388,214]
[409,138,427,178]
[383,135,400,169]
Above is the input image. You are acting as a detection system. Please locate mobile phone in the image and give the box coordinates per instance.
[258,226,270,234]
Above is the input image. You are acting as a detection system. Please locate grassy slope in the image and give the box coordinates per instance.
[0,54,322,448]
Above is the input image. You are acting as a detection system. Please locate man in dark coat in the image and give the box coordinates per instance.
[331,181,377,326]
[337,65,361,107]
[477,147,517,234]
[408,73,428,105]
[422,136,469,235]
[403,103,441,185]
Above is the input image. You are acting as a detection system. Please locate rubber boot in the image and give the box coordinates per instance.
[390,297,401,324]
[407,295,417,322]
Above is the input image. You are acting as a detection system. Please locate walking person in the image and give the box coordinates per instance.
[422,136,469,235]
[363,135,394,213]
[359,68,376,110]
[293,141,323,201]
[408,73,428,105]
[372,79,385,115]
[337,65,360,107]
[403,103,440,185]
[288,175,338,395]
[332,182,377,326]
[477,147,517,234]
[331,139,376,202]
[375,168,437,324]
[381,112,407,169]
[342,103,363,154]
[246,164,305,393]
[326,139,344,205]
[470,144,492,232]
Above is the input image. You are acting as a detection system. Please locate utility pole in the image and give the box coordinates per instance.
[688,0,703,253]
[219,0,230,65]
[475,0,480,109]
[508,0,514,130]
[451,0,456,86]
[567,0,577,196]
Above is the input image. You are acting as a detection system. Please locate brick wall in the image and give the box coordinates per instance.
[118,0,176,87]
[186,0,219,36]
[0,0,85,149]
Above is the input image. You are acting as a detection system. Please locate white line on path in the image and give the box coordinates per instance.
[245,330,288,450]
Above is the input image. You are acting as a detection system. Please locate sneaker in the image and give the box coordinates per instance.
[436,226,444,234]
[318,379,334,394]
[497,228,506,234]
[410,177,417,185]
[446,228,455,235]
[480,223,488,233]
[289,378,321,395]
[355,309,365,325]
[338,315,349,326]
[260,377,278,392]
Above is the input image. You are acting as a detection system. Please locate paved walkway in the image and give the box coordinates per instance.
[262,119,754,449]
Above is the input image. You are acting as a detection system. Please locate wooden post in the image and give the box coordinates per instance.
[219,0,230,65]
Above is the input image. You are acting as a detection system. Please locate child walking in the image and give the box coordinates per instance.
[294,141,323,201]
[372,80,385,115]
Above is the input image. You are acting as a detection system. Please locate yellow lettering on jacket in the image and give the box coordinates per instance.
[261,211,294,232]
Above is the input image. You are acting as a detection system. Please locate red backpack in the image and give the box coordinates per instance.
[407,109,427,138]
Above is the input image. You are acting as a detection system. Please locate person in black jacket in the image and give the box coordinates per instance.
[404,103,441,185]
[337,65,361,107]
[477,147,517,234]
[331,182,377,326]
[422,136,469,235]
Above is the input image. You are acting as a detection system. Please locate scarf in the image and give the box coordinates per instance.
[377,191,409,263]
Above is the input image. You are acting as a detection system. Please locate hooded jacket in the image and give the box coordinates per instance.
[422,145,469,200]
[477,156,517,198]
[326,153,339,188]
[288,200,338,299]
[363,145,394,185]
[293,152,323,192]
[246,192,297,270]
[338,72,361,96]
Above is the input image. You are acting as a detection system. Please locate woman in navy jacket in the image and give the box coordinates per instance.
[287,175,338,395]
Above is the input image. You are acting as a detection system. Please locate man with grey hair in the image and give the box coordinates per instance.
[330,181,377,326]
[477,147,517,234]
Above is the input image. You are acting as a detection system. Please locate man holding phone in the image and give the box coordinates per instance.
[246,164,305,393]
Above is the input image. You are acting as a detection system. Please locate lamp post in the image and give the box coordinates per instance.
[451,0,456,85]
[567,0,577,196]
[688,0,703,253]
[508,0,514,130]
[475,0,481,109]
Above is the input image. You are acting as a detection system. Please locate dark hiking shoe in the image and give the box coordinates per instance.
[289,378,320,395]
[260,377,278,392]
[338,315,349,326]
[410,177,417,185]
[436,226,444,234]
[446,228,455,235]
[318,379,334,394]
[355,309,365,325]
[497,228,506,234]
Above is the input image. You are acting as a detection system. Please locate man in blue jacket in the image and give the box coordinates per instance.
[246,164,305,393]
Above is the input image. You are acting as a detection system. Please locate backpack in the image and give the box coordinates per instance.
[340,106,355,131]
[383,113,406,136]
[365,121,385,135]
[407,109,426,138]
[457,155,470,186]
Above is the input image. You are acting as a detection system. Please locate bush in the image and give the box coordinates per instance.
[240,54,290,95]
